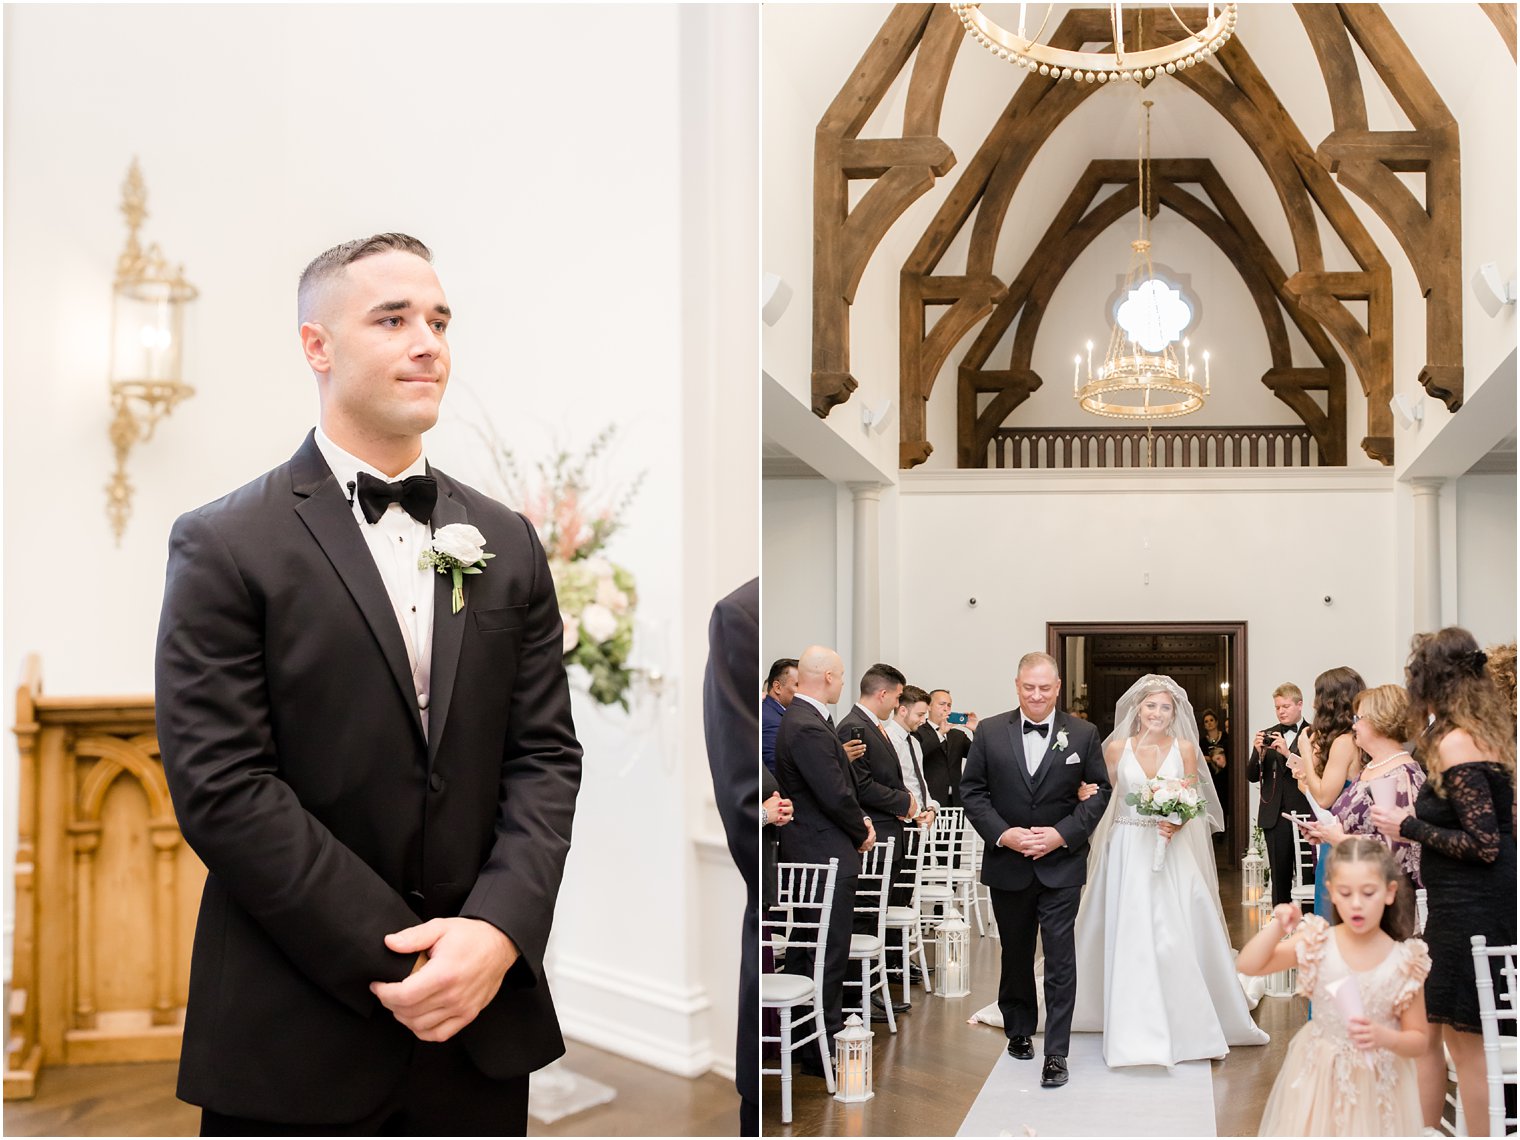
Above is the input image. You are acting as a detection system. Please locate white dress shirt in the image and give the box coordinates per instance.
[1021,711,1056,775]
[794,692,832,721]
[885,718,936,812]
[314,426,435,734]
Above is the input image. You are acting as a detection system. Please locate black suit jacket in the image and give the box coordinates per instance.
[916,722,972,807]
[776,701,868,867]
[837,705,912,825]
[1245,719,1313,827]
[155,432,583,1122]
[701,578,760,1115]
[960,710,1110,891]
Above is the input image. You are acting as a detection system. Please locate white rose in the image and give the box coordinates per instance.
[561,611,581,654]
[582,557,614,581]
[595,577,629,613]
[432,523,486,564]
[580,602,618,644]
[1179,787,1200,808]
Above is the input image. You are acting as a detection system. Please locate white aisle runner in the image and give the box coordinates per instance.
[955,1033,1217,1137]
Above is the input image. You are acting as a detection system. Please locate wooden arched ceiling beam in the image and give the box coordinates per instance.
[1480,3,1517,60]
[898,9,1394,467]
[1298,3,1464,411]
[957,159,1346,468]
[811,3,959,418]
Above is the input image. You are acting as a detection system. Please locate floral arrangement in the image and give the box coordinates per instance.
[488,424,645,710]
[1126,773,1207,870]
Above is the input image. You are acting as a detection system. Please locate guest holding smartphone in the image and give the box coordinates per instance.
[1287,667,1365,917]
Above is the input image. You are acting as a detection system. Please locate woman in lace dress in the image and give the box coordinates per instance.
[1071,675,1268,1067]
[1238,838,1431,1136]
[1372,628,1517,1136]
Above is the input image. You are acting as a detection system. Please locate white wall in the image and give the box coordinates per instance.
[761,476,840,668]
[2,2,754,1085]
[1455,473,1519,648]
[895,470,1402,720]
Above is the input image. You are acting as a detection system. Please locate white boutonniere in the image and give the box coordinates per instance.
[420,524,495,614]
[1054,728,1069,751]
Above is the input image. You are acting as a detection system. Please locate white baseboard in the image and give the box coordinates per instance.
[553,954,715,1078]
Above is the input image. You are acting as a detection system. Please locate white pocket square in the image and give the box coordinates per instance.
[1064,755,1081,765]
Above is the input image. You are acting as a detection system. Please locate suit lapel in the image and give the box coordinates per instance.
[1031,711,1066,789]
[290,435,424,744]
[424,479,468,765]
[1006,715,1034,795]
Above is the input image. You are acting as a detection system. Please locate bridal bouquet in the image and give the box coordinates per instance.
[1126,774,1207,871]
[483,423,645,710]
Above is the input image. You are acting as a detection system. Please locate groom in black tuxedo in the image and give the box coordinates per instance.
[156,234,582,1135]
[961,652,1109,1089]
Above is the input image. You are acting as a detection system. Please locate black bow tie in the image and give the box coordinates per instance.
[355,470,437,525]
[1023,720,1050,738]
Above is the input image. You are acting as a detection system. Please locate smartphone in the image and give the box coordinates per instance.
[947,712,969,725]
[842,726,863,742]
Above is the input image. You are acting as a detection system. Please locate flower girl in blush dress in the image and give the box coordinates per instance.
[1237,838,1432,1136]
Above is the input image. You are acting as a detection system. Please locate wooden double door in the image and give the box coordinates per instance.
[1048,622,1247,866]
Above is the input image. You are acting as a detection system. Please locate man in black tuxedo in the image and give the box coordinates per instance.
[155,234,582,1135]
[775,645,874,1070]
[1246,682,1314,905]
[961,652,1109,1090]
[702,578,768,1136]
[838,664,918,916]
[917,688,977,807]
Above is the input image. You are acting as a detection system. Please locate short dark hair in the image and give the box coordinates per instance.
[900,685,931,709]
[765,658,799,690]
[859,663,906,697]
[298,233,433,323]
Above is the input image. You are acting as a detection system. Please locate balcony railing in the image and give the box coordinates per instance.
[986,425,1319,469]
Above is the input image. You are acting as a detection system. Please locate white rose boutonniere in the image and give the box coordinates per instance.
[1054,728,1069,752]
[420,523,494,614]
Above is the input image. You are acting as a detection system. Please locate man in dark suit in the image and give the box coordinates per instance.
[155,234,582,1135]
[775,645,873,1071]
[761,657,798,773]
[838,664,916,914]
[1246,682,1314,905]
[917,688,977,807]
[961,652,1109,1090]
[702,578,770,1136]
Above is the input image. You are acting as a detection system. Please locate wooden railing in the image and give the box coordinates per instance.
[986,425,1319,469]
[5,657,203,1099]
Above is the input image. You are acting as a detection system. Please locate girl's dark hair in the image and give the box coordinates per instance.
[1325,837,1417,941]
[1309,666,1365,775]
[1406,627,1516,796]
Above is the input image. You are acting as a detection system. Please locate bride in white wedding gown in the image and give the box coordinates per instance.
[1071,675,1269,1067]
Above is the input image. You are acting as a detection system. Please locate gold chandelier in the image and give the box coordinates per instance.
[1074,99,1210,420]
[950,2,1238,83]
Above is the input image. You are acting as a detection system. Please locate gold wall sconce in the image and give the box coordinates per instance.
[107,158,197,545]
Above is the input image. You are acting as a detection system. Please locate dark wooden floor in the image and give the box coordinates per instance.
[3,1040,738,1137]
[761,858,1304,1137]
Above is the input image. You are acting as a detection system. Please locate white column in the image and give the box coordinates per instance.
[1411,478,1444,634]
[849,482,884,677]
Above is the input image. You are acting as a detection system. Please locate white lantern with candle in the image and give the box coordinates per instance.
[1241,851,1267,905]
[934,907,971,998]
[833,1014,873,1103]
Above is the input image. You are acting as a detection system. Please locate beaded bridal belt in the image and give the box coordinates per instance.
[1116,815,1161,828]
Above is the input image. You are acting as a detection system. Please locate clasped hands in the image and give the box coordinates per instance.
[370,917,518,1043]
[999,825,1065,858]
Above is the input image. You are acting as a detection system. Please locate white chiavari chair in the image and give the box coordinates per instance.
[761,859,838,1123]
[884,824,931,1004]
[845,837,897,1034]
